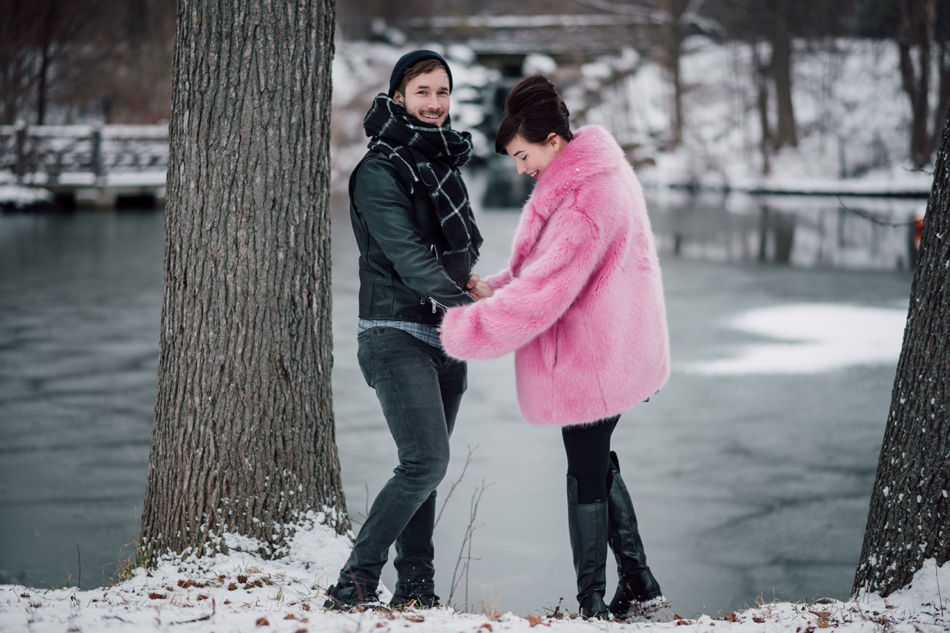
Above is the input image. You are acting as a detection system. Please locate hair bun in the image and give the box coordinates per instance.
[495,74,573,154]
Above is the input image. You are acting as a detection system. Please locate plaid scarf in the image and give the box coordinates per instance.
[363,93,482,283]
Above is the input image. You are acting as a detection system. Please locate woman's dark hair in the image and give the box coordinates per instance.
[495,74,573,155]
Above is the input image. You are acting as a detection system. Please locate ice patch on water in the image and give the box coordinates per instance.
[684,303,906,375]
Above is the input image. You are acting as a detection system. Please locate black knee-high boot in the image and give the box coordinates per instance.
[607,451,669,618]
[566,475,609,619]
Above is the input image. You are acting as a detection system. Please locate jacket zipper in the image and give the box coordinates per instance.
[429,297,450,313]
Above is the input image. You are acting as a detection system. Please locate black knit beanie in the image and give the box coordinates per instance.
[388,49,454,98]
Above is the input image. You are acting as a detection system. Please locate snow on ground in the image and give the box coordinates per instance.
[0,183,54,209]
[1,513,946,633]
[685,303,907,375]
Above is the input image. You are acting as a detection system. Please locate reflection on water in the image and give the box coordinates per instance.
[645,191,922,271]
[478,164,923,271]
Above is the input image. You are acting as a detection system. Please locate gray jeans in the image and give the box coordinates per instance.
[339,327,467,596]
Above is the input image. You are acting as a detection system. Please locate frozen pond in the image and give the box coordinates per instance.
[0,187,919,617]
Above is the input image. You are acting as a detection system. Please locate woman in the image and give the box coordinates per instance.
[440,75,671,620]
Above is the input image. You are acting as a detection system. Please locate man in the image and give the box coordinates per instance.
[325,50,489,610]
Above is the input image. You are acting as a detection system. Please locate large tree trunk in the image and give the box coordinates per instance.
[141,0,348,561]
[852,104,950,597]
[772,6,797,149]
[899,0,934,168]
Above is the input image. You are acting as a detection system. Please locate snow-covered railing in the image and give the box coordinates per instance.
[0,124,169,185]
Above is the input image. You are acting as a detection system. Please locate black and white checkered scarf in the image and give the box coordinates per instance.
[363,93,482,283]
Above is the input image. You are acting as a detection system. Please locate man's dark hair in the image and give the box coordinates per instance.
[396,59,449,98]
[495,74,573,154]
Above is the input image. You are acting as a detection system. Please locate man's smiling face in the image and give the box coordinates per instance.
[394,68,451,127]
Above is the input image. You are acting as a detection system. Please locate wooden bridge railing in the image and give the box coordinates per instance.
[0,124,169,185]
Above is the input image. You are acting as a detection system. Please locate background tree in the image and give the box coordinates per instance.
[855,0,949,166]
[898,0,936,168]
[709,0,854,158]
[140,0,348,560]
[852,104,950,595]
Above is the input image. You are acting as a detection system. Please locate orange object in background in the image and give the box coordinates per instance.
[914,208,925,250]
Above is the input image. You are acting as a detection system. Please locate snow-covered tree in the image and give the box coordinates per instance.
[140,0,348,560]
[853,105,950,595]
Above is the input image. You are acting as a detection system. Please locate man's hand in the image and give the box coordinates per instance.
[466,273,493,300]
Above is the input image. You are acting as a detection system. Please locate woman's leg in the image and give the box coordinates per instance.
[607,450,667,617]
[561,416,619,619]
[561,416,619,502]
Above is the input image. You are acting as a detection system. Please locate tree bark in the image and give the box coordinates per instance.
[141,0,348,561]
[772,6,797,149]
[899,0,934,168]
[852,103,950,597]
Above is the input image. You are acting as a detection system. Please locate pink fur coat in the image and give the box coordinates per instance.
[440,125,670,426]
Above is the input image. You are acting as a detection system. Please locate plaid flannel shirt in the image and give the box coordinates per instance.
[357,319,442,349]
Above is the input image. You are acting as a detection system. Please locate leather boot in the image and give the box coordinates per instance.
[566,475,610,619]
[607,451,668,618]
[390,492,440,608]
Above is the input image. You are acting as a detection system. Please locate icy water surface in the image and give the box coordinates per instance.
[0,190,917,617]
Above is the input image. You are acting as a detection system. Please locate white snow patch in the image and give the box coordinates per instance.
[523,53,557,76]
[1,538,948,633]
[0,184,54,208]
[685,303,906,375]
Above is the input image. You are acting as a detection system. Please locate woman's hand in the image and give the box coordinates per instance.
[466,273,494,300]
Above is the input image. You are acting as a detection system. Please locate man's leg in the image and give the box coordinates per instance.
[391,350,467,605]
[333,329,452,603]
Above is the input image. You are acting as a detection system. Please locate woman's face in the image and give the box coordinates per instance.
[504,133,566,180]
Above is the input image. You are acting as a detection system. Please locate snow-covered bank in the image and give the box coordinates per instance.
[578,38,936,198]
[2,516,946,633]
[0,178,54,211]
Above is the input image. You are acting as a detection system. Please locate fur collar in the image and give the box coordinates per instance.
[528,125,627,219]
[508,125,627,275]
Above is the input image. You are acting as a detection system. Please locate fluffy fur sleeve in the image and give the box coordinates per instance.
[484,268,513,291]
[441,208,599,361]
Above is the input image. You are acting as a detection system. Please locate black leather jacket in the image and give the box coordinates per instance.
[349,151,475,325]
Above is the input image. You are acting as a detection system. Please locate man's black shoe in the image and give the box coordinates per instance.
[389,592,441,609]
[324,582,380,611]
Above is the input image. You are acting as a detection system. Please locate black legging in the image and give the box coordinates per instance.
[561,415,620,504]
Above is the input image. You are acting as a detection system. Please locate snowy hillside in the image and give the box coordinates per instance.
[573,37,934,195]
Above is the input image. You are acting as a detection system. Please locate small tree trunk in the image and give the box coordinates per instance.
[899,0,934,168]
[772,7,797,149]
[661,0,685,149]
[36,42,51,125]
[35,0,56,125]
[752,42,771,175]
[852,103,950,597]
[141,0,348,561]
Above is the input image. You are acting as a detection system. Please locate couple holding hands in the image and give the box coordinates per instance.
[325,49,671,621]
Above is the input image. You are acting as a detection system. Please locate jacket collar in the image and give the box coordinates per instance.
[508,125,625,275]
[527,125,625,220]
